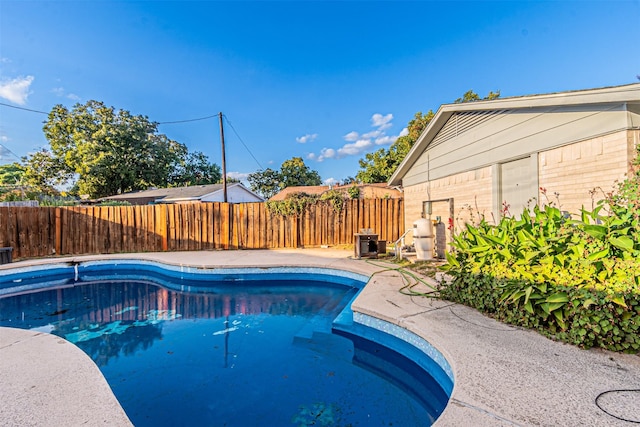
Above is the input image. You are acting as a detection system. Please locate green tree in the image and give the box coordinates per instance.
[35,100,188,198]
[248,167,282,199]
[248,157,323,198]
[341,176,358,185]
[0,162,27,200]
[170,151,221,187]
[22,149,68,196]
[357,111,434,183]
[454,89,500,103]
[356,90,500,183]
[0,162,25,186]
[279,156,322,188]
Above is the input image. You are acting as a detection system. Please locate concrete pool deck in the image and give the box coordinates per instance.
[1,249,639,426]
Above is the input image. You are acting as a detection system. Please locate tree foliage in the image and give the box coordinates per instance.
[341,176,357,185]
[0,162,27,201]
[357,111,434,183]
[36,100,188,198]
[248,156,322,199]
[23,100,220,199]
[356,90,500,183]
[22,149,68,196]
[247,167,282,199]
[454,89,500,103]
[0,162,25,186]
[170,151,222,187]
[279,157,322,188]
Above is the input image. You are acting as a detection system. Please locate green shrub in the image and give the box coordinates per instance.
[266,190,348,217]
[440,201,640,353]
[266,192,319,216]
[319,189,346,212]
[347,185,360,199]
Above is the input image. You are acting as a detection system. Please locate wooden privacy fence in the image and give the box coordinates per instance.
[0,199,404,260]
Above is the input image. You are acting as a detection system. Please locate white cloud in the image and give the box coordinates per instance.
[51,86,81,102]
[371,113,393,130]
[362,130,382,139]
[0,75,34,105]
[296,133,318,144]
[374,135,397,145]
[307,112,405,162]
[227,171,250,181]
[343,131,359,142]
[337,139,373,157]
[308,147,337,162]
[0,135,8,142]
[322,148,337,159]
[323,177,338,186]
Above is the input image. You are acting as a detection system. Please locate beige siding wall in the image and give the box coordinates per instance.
[403,166,493,242]
[538,130,635,215]
[403,104,629,187]
[401,129,638,251]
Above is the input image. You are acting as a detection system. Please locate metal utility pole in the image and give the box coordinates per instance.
[218,112,228,202]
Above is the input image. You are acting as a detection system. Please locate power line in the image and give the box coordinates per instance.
[157,114,218,124]
[0,101,219,124]
[0,101,265,170]
[0,102,48,115]
[0,143,22,161]
[156,112,264,170]
[223,115,263,170]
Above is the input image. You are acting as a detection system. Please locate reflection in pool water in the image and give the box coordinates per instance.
[1,272,449,426]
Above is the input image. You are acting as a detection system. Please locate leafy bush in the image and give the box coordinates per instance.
[440,201,640,353]
[266,192,319,216]
[37,195,78,206]
[266,190,348,216]
[347,185,360,199]
[319,189,346,212]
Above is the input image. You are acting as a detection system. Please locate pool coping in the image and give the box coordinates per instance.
[1,249,639,426]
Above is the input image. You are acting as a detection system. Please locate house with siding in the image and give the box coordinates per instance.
[101,182,264,205]
[388,83,640,248]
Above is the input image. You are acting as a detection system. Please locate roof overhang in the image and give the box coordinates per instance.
[388,83,640,186]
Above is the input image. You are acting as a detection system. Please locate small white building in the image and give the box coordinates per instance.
[102,182,264,205]
[389,83,640,246]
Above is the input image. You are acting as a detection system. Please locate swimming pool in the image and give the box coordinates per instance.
[0,260,453,426]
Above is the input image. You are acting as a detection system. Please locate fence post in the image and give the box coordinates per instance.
[55,207,62,255]
[156,204,168,251]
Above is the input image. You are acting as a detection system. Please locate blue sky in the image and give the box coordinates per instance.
[1,1,639,186]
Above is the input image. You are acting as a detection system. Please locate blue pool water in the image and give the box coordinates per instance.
[0,262,451,426]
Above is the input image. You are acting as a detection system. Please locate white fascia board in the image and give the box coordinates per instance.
[445,84,640,112]
[157,197,201,203]
[388,107,453,186]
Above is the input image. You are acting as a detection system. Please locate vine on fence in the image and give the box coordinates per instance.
[266,190,348,216]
